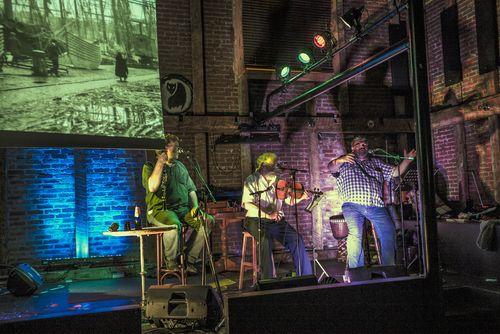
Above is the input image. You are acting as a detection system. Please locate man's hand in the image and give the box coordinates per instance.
[157,152,168,165]
[404,149,417,160]
[269,210,284,221]
[335,153,355,164]
[190,206,200,218]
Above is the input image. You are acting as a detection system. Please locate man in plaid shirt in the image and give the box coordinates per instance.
[328,136,416,269]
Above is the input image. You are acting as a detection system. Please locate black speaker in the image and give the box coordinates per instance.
[146,284,222,330]
[7,263,44,296]
[256,274,318,291]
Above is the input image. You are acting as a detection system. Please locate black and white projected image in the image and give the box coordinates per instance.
[0,0,163,139]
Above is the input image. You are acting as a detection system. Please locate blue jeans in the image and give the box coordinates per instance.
[342,202,396,268]
[244,217,313,278]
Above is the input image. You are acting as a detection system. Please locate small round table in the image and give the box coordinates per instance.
[103,226,176,304]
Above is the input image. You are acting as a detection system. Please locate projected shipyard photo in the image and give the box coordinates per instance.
[0,0,163,139]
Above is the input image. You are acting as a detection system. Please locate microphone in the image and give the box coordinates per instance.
[177,147,190,155]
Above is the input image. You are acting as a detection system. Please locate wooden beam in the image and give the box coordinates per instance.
[455,122,469,206]
[333,117,415,133]
[489,115,500,204]
[164,115,415,134]
[307,99,323,249]
[233,0,248,116]
[190,0,205,115]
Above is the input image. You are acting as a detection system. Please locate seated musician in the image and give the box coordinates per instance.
[142,134,214,274]
[241,152,312,278]
[327,136,416,270]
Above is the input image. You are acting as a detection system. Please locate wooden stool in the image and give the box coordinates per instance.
[159,225,188,285]
[238,231,275,290]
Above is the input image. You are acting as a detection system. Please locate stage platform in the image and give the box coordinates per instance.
[1,259,498,333]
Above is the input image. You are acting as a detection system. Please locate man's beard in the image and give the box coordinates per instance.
[354,149,368,159]
[260,164,276,175]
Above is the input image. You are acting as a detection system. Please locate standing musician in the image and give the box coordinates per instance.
[241,152,313,279]
[328,136,416,269]
[142,134,214,274]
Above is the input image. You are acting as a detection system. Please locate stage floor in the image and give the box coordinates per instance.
[1,259,498,333]
[0,259,345,330]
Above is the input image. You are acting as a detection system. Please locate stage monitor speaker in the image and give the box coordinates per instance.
[346,265,405,282]
[7,263,44,297]
[256,274,318,291]
[146,284,222,329]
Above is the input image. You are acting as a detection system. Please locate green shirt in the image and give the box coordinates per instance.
[142,160,197,216]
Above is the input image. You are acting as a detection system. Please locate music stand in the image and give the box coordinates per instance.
[395,163,422,274]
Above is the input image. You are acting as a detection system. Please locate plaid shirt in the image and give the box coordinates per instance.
[334,157,394,207]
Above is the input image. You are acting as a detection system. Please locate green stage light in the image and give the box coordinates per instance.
[297,49,314,66]
[276,64,291,80]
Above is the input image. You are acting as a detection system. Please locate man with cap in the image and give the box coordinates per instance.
[241,152,313,279]
[328,136,416,270]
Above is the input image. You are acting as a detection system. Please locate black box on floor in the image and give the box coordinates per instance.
[347,265,406,282]
[256,274,318,291]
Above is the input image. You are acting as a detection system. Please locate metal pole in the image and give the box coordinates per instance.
[256,40,409,123]
[408,0,441,294]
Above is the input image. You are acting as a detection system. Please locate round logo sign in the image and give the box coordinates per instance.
[161,74,193,114]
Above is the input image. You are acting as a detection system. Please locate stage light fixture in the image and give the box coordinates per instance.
[297,48,314,66]
[312,31,337,52]
[275,63,291,81]
[340,6,364,33]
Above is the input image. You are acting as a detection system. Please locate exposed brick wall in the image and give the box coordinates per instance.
[343,0,393,85]
[432,126,460,201]
[4,148,76,264]
[425,0,499,107]
[425,0,499,207]
[156,0,192,78]
[1,148,146,265]
[464,120,496,206]
[84,149,145,257]
[203,0,240,114]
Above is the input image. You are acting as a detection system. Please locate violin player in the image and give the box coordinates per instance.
[241,152,313,279]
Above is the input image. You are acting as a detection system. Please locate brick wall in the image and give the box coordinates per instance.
[4,148,76,264]
[432,126,460,202]
[425,0,499,107]
[203,0,240,114]
[1,148,146,265]
[156,0,192,78]
[464,120,496,206]
[426,0,499,208]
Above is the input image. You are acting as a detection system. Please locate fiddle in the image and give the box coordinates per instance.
[276,179,323,202]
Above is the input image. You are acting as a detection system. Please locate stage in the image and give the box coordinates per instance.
[1,259,499,333]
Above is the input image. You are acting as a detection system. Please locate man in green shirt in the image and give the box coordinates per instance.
[142,134,213,273]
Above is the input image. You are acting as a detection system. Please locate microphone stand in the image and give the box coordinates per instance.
[278,165,308,276]
[184,153,223,303]
[250,185,273,282]
[370,148,409,274]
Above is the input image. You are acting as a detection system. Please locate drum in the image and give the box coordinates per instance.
[329,214,348,239]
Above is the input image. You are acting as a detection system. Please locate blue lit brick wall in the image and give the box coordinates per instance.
[2,148,147,264]
[5,148,76,264]
[84,149,145,257]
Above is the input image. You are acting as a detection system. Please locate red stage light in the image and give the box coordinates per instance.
[313,34,327,49]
